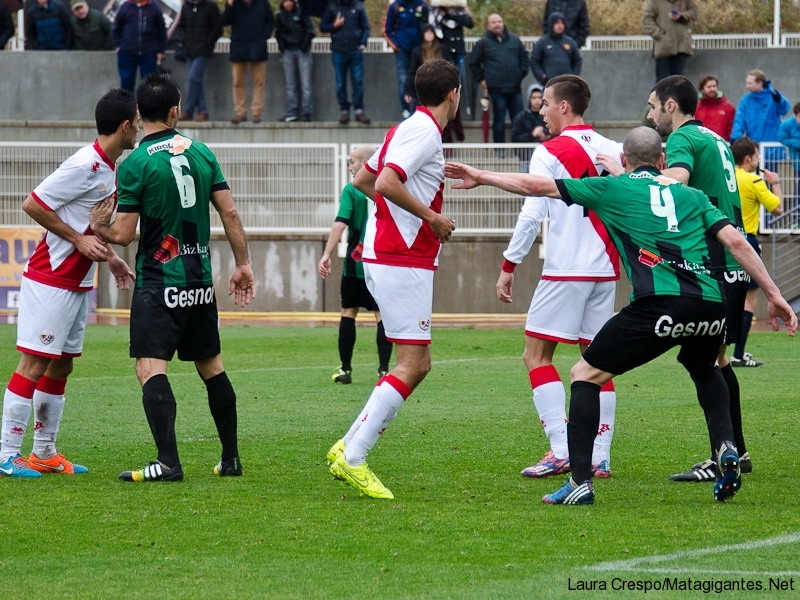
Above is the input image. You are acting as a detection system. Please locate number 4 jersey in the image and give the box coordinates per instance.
[117,130,229,288]
[556,168,733,304]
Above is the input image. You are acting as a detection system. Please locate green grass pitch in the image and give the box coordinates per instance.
[1,323,798,599]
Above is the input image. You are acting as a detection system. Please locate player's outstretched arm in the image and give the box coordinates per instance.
[716,224,797,334]
[211,189,256,307]
[445,162,561,199]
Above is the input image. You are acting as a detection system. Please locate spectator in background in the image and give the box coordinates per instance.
[731,138,783,367]
[383,0,429,120]
[222,0,275,124]
[530,11,582,86]
[731,69,791,170]
[25,0,72,50]
[0,2,15,49]
[695,74,735,141]
[405,23,462,142]
[542,0,589,48]
[511,83,550,171]
[642,0,698,83]
[70,0,112,50]
[113,0,166,93]
[176,0,222,122]
[320,0,370,125]
[778,101,800,216]
[469,13,529,144]
[428,1,473,96]
[275,0,315,122]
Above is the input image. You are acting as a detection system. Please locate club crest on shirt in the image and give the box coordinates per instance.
[418,319,430,331]
[91,161,100,173]
[39,332,55,345]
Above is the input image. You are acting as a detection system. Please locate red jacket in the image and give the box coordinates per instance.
[696,94,736,141]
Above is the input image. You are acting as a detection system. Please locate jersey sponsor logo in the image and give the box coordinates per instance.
[181,243,209,258]
[155,235,180,264]
[10,426,24,435]
[146,134,193,156]
[39,332,55,345]
[637,248,710,275]
[164,286,215,309]
[654,314,726,338]
[723,269,751,283]
[638,248,663,267]
[418,318,430,331]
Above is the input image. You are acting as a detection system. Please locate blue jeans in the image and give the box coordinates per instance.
[117,52,158,93]
[655,53,689,83]
[331,50,364,112]
[283,49,313,117]
[488,90,523,143]
[394,50,412,114]
[184,55,211,115]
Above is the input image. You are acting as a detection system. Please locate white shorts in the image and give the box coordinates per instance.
[16,277,90,358]
[364,262,434,344]
[525,279,616,344]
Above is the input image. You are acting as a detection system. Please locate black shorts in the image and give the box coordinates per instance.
[129,286,221,362]
[341,276,379,311]
[583,296,726,376]
[721,275,749,345]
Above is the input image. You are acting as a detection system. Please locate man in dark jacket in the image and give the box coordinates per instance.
[383,0,428,119]
[469,13,529,144]
[320,0,370,125]
[176,0,222,121]
[511,83,550,170]
[222,0,275,124]
[542,0,589,48]
[0,2,15,49]
[530,12,582,85]
[112,0,166,92]
[25,0,71,50]
[428,2,473,105]
[276,0,315,122]
[70,0,111,50]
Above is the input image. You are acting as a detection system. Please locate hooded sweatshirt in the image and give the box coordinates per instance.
[530,11,582,85]
[512,83,548,143]
[695,91,735,141]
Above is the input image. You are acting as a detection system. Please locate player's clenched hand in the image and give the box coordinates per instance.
[430,213,455,243]
[444,162,481,189]
[76,235,110,262]
[90,196,115,232]
[496,271,513,303]
[229,264,256,307]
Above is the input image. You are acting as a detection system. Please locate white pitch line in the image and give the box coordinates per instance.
[586,531,800,574]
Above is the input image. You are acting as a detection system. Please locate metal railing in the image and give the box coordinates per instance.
[0,141,537,235]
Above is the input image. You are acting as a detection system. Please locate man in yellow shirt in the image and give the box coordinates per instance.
[731,138,784,367]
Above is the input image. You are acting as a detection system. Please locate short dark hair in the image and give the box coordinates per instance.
[698,74,718,90]
[414,59,460,107]
[651,75,698,117]
[731,138,759,165]
[95,88,137,136]
[545,74,591,117]
[794,101,800,116]
[136,73,181,123]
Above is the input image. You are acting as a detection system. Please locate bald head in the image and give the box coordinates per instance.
[351,145,375,162]
[622,127,664,171]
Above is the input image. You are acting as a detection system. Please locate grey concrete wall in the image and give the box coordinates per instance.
[2,48,799,124]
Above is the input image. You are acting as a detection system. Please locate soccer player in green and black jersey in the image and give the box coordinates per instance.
[445,126,797,505]
[91,73,256,483]
[646,75,754,483]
